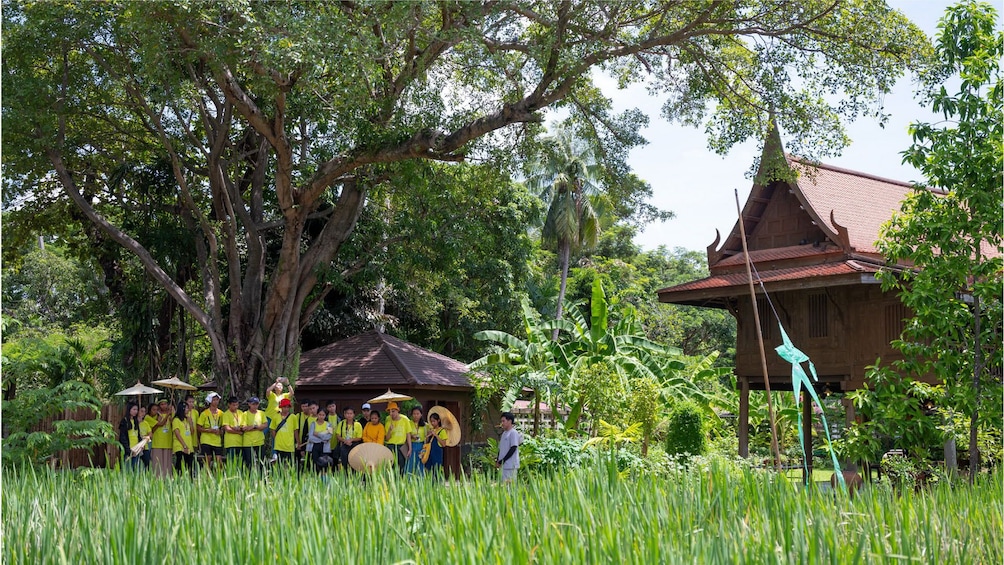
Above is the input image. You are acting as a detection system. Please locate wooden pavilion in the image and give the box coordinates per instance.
[657,135,927,470]
[295,330,474,477]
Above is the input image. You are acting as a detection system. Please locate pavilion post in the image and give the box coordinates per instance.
[802,390,812,485]
[739,378,750,458]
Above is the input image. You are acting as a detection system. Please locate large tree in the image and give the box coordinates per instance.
[3,1,928,395]
[877,0,1003,479]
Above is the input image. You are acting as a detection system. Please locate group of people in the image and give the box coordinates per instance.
[117,379,470,478]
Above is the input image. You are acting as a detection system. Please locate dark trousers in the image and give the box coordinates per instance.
[275,450,295,466]
[338,443,357,469]
[244,445,264,469]
[174,452,194,476]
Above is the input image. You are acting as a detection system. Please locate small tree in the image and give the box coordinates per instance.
[665,401,706,459]
[877,0,1003,482]
[1,380,115,468]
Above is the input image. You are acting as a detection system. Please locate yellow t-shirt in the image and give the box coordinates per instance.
[171,418,192,453]
[270,413,299,453]
[151,414,174,449]
[411,423,427,443]
[140,416,154,451]
[125,420,140,448]
[221,410,244,448]
[311,420,332,442]
[265,391,291,420]
[198,408,224,447]
[362,422,385,444]
[187,408,200,447]
[384,416,413,445]
[334,420,363,442]
[242,410,267,447]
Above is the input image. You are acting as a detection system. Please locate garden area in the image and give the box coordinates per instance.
[3,1,1003,563]
[4,461,1001,564]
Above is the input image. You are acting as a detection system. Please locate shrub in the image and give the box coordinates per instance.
[665,402,706,458]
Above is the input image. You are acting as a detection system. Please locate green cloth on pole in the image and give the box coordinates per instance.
[775,324,846,491]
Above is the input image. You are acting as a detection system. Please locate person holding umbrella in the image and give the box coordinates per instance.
[384,402,412,469]
[423,412,449,476]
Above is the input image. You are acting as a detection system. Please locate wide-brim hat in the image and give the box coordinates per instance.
[429,406,461,447]
[348,443,395,473]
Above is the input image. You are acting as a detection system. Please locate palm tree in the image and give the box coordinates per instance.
[527,128,604,334]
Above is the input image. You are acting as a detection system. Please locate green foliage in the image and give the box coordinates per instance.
[665,402,707,459]
[1,381,115,468]
[6,461,1001,563]
[871,0,1003,472]
[3,0,928,396]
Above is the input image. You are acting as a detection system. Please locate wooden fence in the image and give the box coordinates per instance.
[29,404,126,469]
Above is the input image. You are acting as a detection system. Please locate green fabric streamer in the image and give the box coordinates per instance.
[774,324,846,491]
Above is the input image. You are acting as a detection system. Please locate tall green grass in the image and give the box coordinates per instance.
[3,460,1000,564]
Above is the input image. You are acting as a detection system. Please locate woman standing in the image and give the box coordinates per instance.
[308,408,333,472]
[172,402,195,477]
[362,410,385,445]
[118,402,143,470]
[139,404,154,469]
[423,412,449,476]
[150,399,174,477]
[404,407,426,475]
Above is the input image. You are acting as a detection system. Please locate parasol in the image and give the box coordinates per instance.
[115,382,163,396]
[429,406,461,447]
[368,389,414,404]
[152,377,198,391]
[348,443,395,472]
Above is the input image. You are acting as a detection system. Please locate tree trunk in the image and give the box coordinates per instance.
[552,241,571,341]
[969,293,982,484]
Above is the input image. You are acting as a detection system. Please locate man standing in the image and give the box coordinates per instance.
[198,392,225,469]
[496,412,521,483]
[358,403,373,425]
[383,402,412,470]
[241,397,268,469]
[270,398,299,464]
[221,396,245,464]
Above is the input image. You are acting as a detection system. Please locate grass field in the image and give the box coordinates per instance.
[3,459,1001,564]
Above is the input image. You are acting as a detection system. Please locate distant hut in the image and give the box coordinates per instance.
[295,330,473,477]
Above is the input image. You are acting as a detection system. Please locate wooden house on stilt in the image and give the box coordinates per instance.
[657,132,928,474]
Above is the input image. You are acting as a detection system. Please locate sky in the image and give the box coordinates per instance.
[598,1,957,253]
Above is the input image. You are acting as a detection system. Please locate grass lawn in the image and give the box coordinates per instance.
[3,461,1000,564]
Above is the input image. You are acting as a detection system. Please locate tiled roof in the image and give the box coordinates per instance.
[658,260,880,298]
[297,331,472,389]
[788,157,919,253]
[714,244,841,268]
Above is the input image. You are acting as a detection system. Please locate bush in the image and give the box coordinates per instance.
[665,402,706,458]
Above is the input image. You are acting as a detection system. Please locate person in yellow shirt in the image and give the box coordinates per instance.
[150,399,174,478]
[198,392,225,470]
[334,407,363,470]
[308,408,333,472]
[172,401,195,477]
[423,412,449,476]
[270,398,299,465]
[241,397,269,469]
[139,404,154,470]
[384,402,413,469]
[118,402,142,470]
[221,396,245,465]
[185,394,200,459]
[404,406,426,475]
[362,410,385,444]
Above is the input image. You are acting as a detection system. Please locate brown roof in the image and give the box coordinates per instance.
[296,331,473,390]
[788,157,918,253]
[657,261,881,306]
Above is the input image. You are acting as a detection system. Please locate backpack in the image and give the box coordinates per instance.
[419,435,433,464]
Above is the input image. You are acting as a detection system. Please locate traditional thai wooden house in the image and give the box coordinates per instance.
[657,137,927,466]
[295,330,474,477]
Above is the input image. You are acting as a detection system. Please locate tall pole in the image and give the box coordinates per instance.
[735,189,783,473]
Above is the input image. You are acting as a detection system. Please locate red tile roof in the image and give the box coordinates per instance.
[714,244,842,268]
[788,157,919,253]
[297,331,472,389]
[657,260,881,303]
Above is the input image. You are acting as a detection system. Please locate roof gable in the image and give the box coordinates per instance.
[296,331,472,389]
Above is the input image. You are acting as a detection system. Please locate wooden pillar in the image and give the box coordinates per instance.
[842,396,858,472]
[802,391,812,485]
[738,378,750,458]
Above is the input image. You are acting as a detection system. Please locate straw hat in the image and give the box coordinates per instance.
[347,443,395,472]
[429,406,461,447]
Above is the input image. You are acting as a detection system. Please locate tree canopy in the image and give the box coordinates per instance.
[3,0,929,395]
